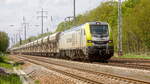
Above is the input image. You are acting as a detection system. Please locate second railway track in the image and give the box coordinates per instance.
[94,62,150,71]
[107,58,150,70]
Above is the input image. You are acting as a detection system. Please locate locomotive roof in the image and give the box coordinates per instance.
[62,21,108,33]
[87,22,108,25]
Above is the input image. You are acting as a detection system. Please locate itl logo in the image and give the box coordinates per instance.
[101,38,105,40]
[67,38,72,43]
[93,37,101,41]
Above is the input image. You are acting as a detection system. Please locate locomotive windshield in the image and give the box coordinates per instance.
[90,25,108,37]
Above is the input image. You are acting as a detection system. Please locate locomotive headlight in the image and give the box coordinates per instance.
[87,40,93,43]
[108,40,113,43]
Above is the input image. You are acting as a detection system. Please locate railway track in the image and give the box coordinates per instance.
[94,62,150,71]
[111,57,150,62]
[104,58,150,70]
[16,55,150,84]
[21,55,150,70]
[17,56,102,84]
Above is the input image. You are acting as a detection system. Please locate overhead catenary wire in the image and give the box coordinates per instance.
[37,8,48,34]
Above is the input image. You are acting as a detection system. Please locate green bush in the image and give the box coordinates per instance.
[0,32,9,52]
[0,74,22,84]
[0,53,13,69]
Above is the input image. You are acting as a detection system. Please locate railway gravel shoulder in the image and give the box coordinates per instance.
[10,55,80,84]
[17,55,150,84]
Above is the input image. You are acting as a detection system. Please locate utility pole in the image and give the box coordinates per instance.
[10,37,14,46]
[51,16,53,22]
[73,0,76,22]
[23,16,28,40]
[13,34,16,44]
[46,28,49,32]
[37,8,48,34]
[9,25,15,45]
[118,0,123,56]
[17,29,22,45]
[12,35,15,45]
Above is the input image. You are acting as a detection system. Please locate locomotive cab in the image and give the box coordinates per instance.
[84,22,114,61]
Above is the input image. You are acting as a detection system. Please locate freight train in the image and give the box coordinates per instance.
[10,22,114,61]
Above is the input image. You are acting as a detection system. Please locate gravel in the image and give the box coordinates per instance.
[9,55,84,84]
[25,55,150,83]
[9,55,150,84]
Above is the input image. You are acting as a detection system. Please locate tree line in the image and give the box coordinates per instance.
[56,0,150,54]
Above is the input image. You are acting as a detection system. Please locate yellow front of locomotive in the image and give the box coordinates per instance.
[84,22,114,60]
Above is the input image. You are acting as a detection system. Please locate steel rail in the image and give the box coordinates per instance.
[18,55,150,84]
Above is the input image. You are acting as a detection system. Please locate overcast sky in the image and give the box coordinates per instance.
[0,0,109,46]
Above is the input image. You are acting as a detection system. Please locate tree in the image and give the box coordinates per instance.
[0,32,9,52]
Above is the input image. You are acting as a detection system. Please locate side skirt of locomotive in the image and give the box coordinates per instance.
[59,46,114,62]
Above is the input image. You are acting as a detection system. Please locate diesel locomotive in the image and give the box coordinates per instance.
[10,22,114,61]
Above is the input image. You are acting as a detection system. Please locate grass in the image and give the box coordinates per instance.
[115,53,150,59]
[13,61,25,70]
[0,53,22,84]
[0,53,13,69]
[0,74,22,84]
[35,80,40,84]
[0,63,13,69]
